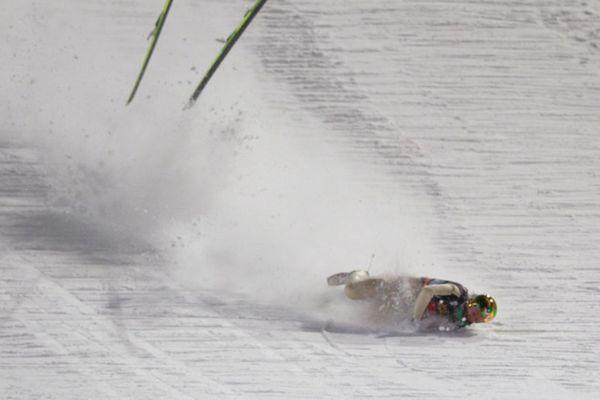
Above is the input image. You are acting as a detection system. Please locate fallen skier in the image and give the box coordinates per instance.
[327,270,497,331]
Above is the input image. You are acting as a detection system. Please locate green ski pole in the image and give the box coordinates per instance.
[186,0,268,108]
[126,0,174,105]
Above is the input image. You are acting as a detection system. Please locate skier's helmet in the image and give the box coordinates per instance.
[468,294,497,322]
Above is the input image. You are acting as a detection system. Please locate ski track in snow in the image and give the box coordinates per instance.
[2,0,600,399]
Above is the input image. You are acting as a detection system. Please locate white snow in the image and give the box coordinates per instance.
[1,0,599,399]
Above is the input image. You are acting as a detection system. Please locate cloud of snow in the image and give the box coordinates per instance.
[2,0,442,317]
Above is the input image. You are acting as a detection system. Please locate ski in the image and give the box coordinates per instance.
[186,0,268,108]
[126,0,174,105]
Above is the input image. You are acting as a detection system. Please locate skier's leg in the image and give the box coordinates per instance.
[344,277,386,300]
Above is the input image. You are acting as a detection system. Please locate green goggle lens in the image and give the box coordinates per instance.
[473,295,497,321]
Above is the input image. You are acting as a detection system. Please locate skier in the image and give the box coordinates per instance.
[327,270,497,330]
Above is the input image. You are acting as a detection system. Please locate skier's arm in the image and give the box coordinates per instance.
[413,283,462,320]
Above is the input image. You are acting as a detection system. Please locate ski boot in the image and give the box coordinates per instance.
[327,270,370,286]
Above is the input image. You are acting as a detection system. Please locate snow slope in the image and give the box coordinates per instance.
[1,0,599,398]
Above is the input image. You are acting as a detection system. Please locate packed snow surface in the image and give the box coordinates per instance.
[1,0,599,398]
